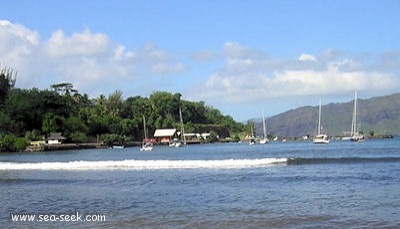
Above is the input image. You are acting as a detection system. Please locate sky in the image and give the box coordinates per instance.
[1,0,399,121]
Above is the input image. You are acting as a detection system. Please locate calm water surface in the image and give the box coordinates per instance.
[1,139,400,228]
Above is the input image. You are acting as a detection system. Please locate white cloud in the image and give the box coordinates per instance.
[0,20,39,60]
[299,54,317,62]
[44,29,110,57]
[189,50,218,62]
[223,42,268,61]
[0,20,39,46]
[113,45,135,60]
[194,43,400,106]
[0,21,185,97]
[140,43,168,60]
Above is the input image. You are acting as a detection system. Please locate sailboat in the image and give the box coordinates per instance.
[313,100,330,144]
[350,91,365,142]
[259,112,269,144]
[140,115,153,151]
[173,106,187,147]
[249,124,256,145]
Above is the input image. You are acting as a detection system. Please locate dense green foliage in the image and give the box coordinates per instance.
[0,133,29,152]
[0,72,243,151]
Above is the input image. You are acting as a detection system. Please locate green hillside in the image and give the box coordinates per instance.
[257,93,400,138]
[1,69,244,151]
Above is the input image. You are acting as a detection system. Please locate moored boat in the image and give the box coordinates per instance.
[313,100,330,144]
[348,91,365,142]
[140,115,154,151]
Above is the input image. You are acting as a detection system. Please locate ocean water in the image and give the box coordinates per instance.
[1,139,400,228]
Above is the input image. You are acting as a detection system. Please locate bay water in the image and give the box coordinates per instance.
[1,138,399,228]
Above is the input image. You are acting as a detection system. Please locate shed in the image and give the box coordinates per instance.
[154,129,177,143]
[46,132,66,145]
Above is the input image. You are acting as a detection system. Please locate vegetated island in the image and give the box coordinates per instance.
[0,67,244,152]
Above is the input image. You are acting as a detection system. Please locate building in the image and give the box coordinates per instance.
[153,129,177,144]
[46,132,66,145]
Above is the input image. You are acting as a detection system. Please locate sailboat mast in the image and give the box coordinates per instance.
[351,91,358,136]
[262,111,267,138]
[179,106,186,143]
[317,100,322,135]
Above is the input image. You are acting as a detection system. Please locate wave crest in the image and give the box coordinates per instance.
[0,158,287,171]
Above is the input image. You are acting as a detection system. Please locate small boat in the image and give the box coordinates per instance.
[249,125,256,145]
[140,115,154,151]
[140,141,153,151]
[112,145,125,149]
[169,137,183,147]
[171,106,187,147]
[169,140,176,147]
[313,134,330,144]
[313,100,330,144]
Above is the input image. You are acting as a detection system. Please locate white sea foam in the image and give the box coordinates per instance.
[0,158,287,171]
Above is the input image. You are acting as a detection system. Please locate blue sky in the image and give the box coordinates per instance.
[1,0,399,121]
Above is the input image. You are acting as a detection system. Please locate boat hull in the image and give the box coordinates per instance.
[259,138,269,144]
[313,134,330,144]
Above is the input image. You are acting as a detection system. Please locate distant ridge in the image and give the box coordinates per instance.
[256,93,400,138]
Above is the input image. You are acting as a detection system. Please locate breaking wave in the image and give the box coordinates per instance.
[0,158,287,171]
[2,157,398,171]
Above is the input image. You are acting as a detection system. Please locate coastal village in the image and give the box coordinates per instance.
[23,91,397,152]
[1,68,398,153]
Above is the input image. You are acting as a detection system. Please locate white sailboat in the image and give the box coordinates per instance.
[249,124,256,145]
[350,91,365,142]
[140,115,153,151]
[259,112,269,144]
[313,100,330,144]
[173,106,187,147]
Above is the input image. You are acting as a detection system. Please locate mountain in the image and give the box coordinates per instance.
[256,93,400,138]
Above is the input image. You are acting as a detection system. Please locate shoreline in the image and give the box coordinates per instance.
[22,139,232,153]
[1,135,394,154]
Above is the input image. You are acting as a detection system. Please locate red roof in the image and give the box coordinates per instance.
[143,138,156,143]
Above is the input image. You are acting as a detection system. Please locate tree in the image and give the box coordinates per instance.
[70,132,87,143]
[0,111,12,134]
[149,91,180,121]
[63,116,88,137]
[246,120,255,137]
[105,90,123,117]
[87,115,109,136]
[0,74,9,103]
[100,133,125,146]
[123,96,150,118]
[369,130,375,137]
[3,89,38,134]
[0,133,28,152]
[72,92,89,104]
[232,134,241,142]
[0,65,16,104]
[42,113,64,134]
[120,118,136,138]
[207,131,219,143]
[50,83,76,95]
[25,130,42,141]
